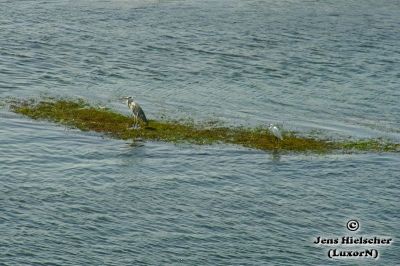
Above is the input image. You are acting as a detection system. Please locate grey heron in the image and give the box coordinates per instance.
[268,124,283,141]
[123,96,148,129]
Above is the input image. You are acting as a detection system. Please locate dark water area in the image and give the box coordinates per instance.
[1,0,399,265]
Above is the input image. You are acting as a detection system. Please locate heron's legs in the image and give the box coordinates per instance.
[130,115,138,129]
[273,137,282,150]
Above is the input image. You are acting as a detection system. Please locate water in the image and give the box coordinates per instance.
[1,0,399,265]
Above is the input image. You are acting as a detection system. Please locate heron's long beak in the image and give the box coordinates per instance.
[121,96,130,100]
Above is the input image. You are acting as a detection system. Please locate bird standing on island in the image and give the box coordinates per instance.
[123,96,148,129]
[268,124,283,141]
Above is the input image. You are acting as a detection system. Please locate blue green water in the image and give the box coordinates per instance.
[1,0,399,265]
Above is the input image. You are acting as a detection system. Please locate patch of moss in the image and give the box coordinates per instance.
[342,139,400,152]
[10,99,400,153]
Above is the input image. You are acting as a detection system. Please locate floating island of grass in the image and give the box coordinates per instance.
[10,99,400,154]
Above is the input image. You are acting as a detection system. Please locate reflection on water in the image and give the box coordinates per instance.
[270,149,281,162]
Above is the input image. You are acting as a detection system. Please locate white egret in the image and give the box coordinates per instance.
[268,124,283,141]
[122,96,148,128]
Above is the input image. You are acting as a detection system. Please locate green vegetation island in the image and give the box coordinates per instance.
[10,98,400,154]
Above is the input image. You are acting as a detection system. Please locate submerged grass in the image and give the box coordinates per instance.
[10,99,400,153]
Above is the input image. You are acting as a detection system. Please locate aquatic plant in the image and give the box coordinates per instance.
[10,99,400,153]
